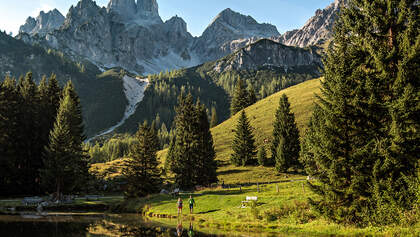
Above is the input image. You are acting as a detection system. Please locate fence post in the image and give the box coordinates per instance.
[257,182,259,193]
[302,183,305,194]
[276,184,279,193]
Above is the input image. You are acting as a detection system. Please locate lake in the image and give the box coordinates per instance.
[0,212,284,237]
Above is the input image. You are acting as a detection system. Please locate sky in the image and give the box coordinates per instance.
[0,0,334,37]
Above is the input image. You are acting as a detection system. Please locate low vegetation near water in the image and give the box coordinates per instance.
[115,181,419,236]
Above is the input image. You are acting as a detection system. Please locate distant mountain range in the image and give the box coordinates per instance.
[17,0,343,75]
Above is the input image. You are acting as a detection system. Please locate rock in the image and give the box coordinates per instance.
[137,0,159,18]
[213,39,322,74]
[275,0,348,47]
[17,1,332,75]
[192,8,280,62]
[19,9,65,37]
[107,0,137,21]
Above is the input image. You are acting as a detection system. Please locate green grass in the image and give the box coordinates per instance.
[156,78,322,184]
[121,182,419,236]
[211,77,321,162]
[95,78,322,184]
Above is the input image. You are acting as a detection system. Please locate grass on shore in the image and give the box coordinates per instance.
[118,181,419,236]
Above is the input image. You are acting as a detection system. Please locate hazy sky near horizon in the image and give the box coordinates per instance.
[0,0,333,36]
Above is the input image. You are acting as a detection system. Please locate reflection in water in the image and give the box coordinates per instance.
[0,214,217,237]
[176,219,183,236]
[188,222,195,237]
[0,213,304,237]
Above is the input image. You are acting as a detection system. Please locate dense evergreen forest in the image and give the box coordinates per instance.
[0,31,127,137]
[0,73,88,197]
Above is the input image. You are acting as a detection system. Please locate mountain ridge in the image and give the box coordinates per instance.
[17,0,281,75]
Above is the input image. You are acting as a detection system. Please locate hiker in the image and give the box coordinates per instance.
[177,197,183,215]
[188,195,195,214]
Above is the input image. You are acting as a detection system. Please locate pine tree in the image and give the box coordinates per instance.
[0,77,22,195]
[41,80,88,198]
[248,85,257,105]
[168,94,197,188]
[231,110,257,166]
[63,81,85,143]
[150,119,161,150]
[301,0,419,225]
[257,146,268,166]
[167,94,218,188]
[18,72,43,194]
[275,137,287,172]
[210,106,218,128]
[46,74,62,129]
[193,101,218,186]
[62,81,88,192]
[123,122,162,198]
[41,94,80,199]
[270,94,300,172]
[230,78,249,116]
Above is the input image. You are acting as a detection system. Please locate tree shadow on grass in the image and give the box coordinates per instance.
[196,209,220,214]
[201,190,244,195]
[217,169,250,176]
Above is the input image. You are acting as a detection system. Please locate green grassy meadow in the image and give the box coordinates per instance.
[155,78,322,184]
[118,181,419,236]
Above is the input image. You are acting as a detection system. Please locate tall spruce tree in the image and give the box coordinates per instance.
[270,94,301,172]
[41,92,86,199]
[193,101,218,186]
[123,122,162,198]
[63,81,88,191]
[301,0,419,225]
[230,78,249,116]
[231,110,257,166]
[257,146,268,166]
[18,72,43,194]
[0,77,22,195]
[166,94,218,188]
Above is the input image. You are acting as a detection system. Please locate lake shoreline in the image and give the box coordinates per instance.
[1,183,419,237]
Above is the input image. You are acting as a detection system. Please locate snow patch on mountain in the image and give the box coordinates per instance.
[86,75,148,142]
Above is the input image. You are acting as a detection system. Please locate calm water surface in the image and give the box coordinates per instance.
[0,213,284,237]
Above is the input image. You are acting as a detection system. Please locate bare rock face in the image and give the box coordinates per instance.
[17,1,288,75]
[192,8,280,62]
[137,0,159,17]
[107,0,137,20]
[214,39,322,74]
[19,9,65,37]
[276,0,347,47]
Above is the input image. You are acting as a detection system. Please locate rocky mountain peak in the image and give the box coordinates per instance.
[137,0,159,17]
[19,9,64,37]
[208,8,278,38]
[65,0,105,26]
[164,16,188,33]
[276,0,344,47]
[193,8,279,62]
[107,0,137,18]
